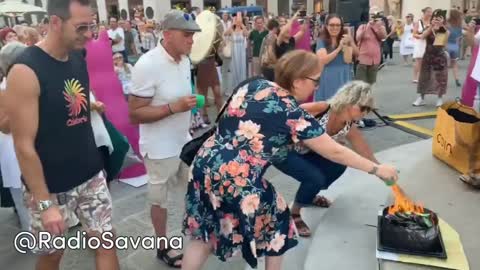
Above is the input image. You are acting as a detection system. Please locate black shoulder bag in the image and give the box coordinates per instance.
[180,76,263,166]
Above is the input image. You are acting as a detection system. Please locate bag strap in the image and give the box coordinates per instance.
[214,76,264,123]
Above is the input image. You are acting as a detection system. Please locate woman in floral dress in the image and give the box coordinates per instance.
[182,51,399,270]
[413,9,450,107]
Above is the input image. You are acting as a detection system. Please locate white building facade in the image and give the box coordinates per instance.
[92,0,329,23]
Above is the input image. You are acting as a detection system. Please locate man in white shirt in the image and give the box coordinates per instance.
[108,17,127,61]
[128,10,201,268]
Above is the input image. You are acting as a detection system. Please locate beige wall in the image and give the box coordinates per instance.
[402,0,451,21]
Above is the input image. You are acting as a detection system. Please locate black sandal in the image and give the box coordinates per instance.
[157,247,183,268]
[292,213,311,238]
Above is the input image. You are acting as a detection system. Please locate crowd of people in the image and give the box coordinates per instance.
[0,0,478,270]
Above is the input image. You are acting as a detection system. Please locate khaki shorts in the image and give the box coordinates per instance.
[144,156,190,207]
[23,171,112,255]
[356,64,379,85]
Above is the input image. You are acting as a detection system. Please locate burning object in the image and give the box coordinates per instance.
[377,186,447,258]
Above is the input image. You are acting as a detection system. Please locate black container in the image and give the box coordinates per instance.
[377,207,447,259]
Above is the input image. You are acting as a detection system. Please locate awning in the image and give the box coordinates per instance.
[0,0,46,14]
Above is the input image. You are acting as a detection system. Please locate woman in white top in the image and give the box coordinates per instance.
[399,14,415,65]
[413,7,433,83]
[0,42,30,230]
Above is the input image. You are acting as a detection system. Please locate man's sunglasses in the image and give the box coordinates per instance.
[73,23,97,34]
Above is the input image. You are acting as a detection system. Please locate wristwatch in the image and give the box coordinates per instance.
[37,200,53,212]
[369,165,379,175]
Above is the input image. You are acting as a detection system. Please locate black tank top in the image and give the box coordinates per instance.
[15,46,103,193]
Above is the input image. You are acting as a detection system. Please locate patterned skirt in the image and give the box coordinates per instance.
[182,165,298,268]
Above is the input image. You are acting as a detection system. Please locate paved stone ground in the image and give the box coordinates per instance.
[0,51,470,269]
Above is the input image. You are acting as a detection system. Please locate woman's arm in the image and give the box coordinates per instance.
[316,45,342,65]
[0,92,9,133]
[346,126,379,163]
[300,101,329,115]
[420,25,433,39]
[293,22,308,43]
[303,134,398,182]
[277,14,298,45]
[413,21,422,39]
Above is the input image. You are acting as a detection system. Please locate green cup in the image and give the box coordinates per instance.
[196,94,205,108]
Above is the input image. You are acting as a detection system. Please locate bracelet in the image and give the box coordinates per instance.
[368,165,378,175]
[167,104,174,115]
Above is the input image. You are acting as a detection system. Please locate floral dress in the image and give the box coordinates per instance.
[182,79,324,268]
[417,32,448,96]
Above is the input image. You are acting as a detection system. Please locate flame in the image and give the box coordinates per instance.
[388,185,425,215]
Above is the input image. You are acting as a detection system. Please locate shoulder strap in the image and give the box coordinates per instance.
[314,104,331,119]
[214,76,264,123]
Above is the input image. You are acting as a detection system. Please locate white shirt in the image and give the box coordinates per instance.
[130,43,192,159]
[471,30,480,82]
[0,78,21,189]
[221,20,232,34]
[108,27,126,52]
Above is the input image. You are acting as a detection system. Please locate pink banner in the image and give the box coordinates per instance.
[86,30,146,179]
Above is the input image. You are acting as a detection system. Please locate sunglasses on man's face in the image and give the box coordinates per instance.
[73,23,97,34]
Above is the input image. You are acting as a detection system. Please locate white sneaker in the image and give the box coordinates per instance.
[436,98,443,107]
[412,97,426,106]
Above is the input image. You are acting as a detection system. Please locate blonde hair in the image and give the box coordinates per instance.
[328,81,374,112]
[274,50,322,91]
[22,27,41,46]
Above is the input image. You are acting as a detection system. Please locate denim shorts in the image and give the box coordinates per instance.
[447,43,460,60]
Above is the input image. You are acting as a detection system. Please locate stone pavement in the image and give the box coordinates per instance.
[0,52,474,270]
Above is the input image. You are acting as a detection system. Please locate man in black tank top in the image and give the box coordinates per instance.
[4,0,119,269]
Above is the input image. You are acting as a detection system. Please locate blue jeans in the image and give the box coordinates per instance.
[274,151,347,206]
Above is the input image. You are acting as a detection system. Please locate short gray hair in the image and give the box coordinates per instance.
[328,81,374,112]
[0,41,27,75]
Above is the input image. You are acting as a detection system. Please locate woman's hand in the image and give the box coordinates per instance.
[91,101,105,113]
[374,164,399,185]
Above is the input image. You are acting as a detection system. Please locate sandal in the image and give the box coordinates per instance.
[292,213,311,238]
[157,247,183,268]
[311,195,332,208]
[459,174,480,188]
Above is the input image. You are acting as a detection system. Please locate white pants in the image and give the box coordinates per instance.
[10,187,30,231]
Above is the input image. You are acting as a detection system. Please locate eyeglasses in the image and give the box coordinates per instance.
[306,76,321,86]
[72,23,97,34]
[327,24,342,28]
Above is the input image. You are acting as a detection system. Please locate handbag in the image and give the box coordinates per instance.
[432,101,480,180]
[180,76,262,166]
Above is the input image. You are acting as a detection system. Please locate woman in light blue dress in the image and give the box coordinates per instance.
[225,16,248,89]
[314,14,358,101]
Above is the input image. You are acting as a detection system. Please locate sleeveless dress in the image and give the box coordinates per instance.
[182,79,324,268]
[400,23,415,56]
[413,20,427,59]
[314,40,353,101]
[231,31,247,88]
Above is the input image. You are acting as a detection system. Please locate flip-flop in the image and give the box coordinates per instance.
[311,195,332,208]
[291,214,311,238]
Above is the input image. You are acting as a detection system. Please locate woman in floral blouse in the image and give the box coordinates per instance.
[181,50,399,270]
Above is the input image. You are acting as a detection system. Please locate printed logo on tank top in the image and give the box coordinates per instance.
[63,78,88,127]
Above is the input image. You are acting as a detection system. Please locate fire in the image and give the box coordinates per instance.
[388,185,425,215]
